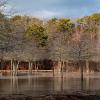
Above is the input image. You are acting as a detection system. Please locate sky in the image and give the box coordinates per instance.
[6,0,100,19]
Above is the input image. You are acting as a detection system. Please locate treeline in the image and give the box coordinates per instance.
[0,13,100,61]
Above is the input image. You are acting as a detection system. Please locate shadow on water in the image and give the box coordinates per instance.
[0,72,100,96]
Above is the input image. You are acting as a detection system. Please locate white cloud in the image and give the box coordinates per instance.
[31,10,62,19]
[2,4,12,12]
[1,4,19,16]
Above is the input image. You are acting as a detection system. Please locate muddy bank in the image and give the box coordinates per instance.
[0,93,100,100]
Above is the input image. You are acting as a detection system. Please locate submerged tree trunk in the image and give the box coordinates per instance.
[81,66,83,82]
[57,61,64,78]
[11,59,19,76]
[58,61,62,74]
[36,61,39,71]
[34,61,37,71]
[16,61,20,76]
[12,60,16,76]
[53,61,55,77]
[79,60,84,90]
[61,61,64,78]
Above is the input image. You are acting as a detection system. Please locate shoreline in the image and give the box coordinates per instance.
[0,92,100,100]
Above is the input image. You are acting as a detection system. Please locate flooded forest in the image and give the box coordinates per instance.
[1,1,100,99]
[0,11,100,74]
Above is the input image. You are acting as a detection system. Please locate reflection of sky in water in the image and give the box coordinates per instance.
[0,72,100,96]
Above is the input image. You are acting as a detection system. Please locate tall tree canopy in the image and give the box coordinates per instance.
[26,24,48,47]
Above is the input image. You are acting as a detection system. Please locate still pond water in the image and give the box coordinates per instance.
[0,72,100,96]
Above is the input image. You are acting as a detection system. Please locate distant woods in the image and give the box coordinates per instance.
[0,13,100,59]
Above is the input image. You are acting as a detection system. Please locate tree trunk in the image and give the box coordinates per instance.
[0,50,4,70]
[66,60,68,72]
[61,61,64,78]
[12,60,16,76]
[31,62,33,73]
[16,61,20,76]
[80,61,84,90]
[29,61,32,75]
[86,60,89,73]
[57,61,62,76]
[0,59,4,70]
[81,65,83,82]
[53,61,55,77]
[35,61,37,71]
[11,59,13,76]
[36,61,38,71]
